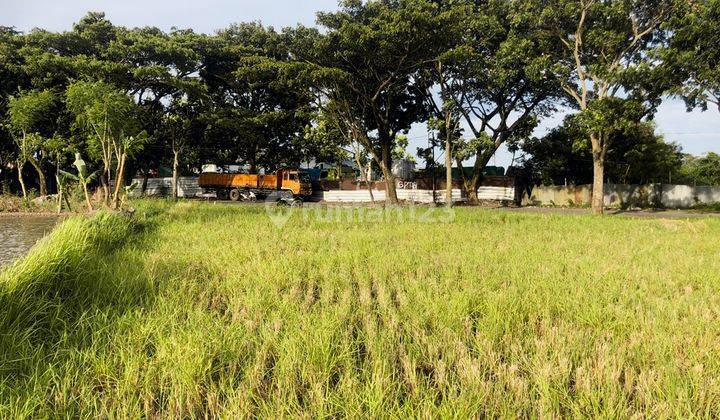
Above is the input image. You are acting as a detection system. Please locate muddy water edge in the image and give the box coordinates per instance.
[0,214,61,267]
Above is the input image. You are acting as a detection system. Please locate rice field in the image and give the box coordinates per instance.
[2,201,720,418]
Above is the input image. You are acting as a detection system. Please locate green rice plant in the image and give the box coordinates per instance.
[1,201,720,418]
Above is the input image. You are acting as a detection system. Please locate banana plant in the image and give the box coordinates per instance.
[119,182,138,209]
[59,153,98,212]
[55,171,72,213]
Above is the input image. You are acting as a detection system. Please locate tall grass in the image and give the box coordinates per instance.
[2,201,720,417]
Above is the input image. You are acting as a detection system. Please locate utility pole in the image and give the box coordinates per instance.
[430,132,437,204]
[444,127,452,207]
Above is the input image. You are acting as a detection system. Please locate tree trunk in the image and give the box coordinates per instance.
[379,134,398,204]
[592,153,605,215]
[354,149,375,204]
[377,160,398,205]
[112,153,127,210]
[27,156,47,197]
[590,132,606,215]
[55,156,61,213]
[63,193,72,212]
[82,182,93,212]
[439,60,454,207]
[445,134,452,206]
[455,157,468,200]
[101,168,110,206]
[56,174,62,214]
[459,160,482,206]
[465,176,480,205]
[384,169,398,205]
[466,145,502,205]
[366,163,375,204]
[250,148,257,174]
[17,160,27,200]
[172,149,180,201]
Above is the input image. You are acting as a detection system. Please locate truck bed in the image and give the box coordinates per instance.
[198,173,279,190]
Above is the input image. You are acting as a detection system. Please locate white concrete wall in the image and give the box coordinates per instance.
[316,187,515,203]
[129,177,203,198]
[525,183,720,209]
[314,190,387,203]
[661,185,720,208]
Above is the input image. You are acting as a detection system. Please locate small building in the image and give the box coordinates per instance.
[392,159,416,180]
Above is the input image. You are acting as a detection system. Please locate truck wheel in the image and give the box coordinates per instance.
[217,189,229,201]
[291,198,304,207]
[229,189,241,202]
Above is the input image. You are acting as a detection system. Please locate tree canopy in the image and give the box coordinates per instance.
[664,0,720,113]
[0,3,716,207]
[521,116,683,186]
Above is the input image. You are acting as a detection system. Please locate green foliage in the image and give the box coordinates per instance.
[664,0,720,112]
[574,97,648,138]
[675,153,720,186]
[540,0,675,99]
[59,168,99,185]
[522,115,683,185]
[0,3,714,202]
[415,0,561,195]
[66,80,139,167]
[6,89,56,136]
[534,0,678,211]
[301,105,353,165]
[296,0,449,187]
[392,134,415,163]
[200,23,314,170]
[455,132,496,162]
[5,90,58,196]
[65,81,135,139]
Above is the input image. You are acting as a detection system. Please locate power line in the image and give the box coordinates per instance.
[661,131,720,135]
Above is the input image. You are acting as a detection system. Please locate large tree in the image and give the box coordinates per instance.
[6,13,125,198]
[539,0,677,214]
[108,25,206,194]
[425,0,560,204]
[18,12,123,91]
[0,28,26,194]
[66,80,141,207]
[200,23,313,173]
[295,0,449,203]
[6,89,58,197]
[156,98,205,200]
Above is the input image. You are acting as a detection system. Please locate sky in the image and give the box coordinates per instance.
[5,0,720,168]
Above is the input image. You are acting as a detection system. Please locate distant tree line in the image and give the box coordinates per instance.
[0,0,718,213]
[520,120,720,187]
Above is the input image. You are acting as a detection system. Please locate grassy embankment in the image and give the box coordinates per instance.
[2,200,720,417]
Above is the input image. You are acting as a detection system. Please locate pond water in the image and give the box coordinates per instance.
[0,215,60,267]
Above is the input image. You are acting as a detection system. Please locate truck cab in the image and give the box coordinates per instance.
[279,170,313,197]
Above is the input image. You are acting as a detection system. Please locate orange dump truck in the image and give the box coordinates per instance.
[198,169,312,201]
